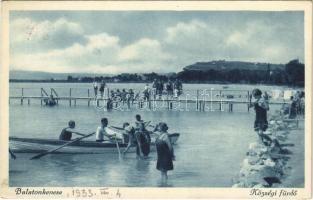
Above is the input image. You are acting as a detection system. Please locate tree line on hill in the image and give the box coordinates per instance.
[10,59,304,86]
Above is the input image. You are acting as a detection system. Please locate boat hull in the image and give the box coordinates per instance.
[9,133,179,154]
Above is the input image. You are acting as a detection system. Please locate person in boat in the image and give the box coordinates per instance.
[249,89,270,146]
[59,120,85,141]
[96,118,115,142]
[155,122,175,183]
[122,122,140,156]
[9,148,16,159]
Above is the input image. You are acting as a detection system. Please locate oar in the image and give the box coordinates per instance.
[30,132,95,160]
[110,126,124,131]
[114,136,122,158]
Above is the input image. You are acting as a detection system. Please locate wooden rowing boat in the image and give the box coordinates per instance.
[9,133,180,154]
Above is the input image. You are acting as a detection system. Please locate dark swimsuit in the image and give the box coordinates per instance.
[156,135,173,171]
[59,129,72,141]
[254,103,268,131]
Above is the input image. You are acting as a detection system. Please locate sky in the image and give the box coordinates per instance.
[10,11,304,74]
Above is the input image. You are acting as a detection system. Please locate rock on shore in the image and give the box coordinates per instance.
[232,112,299,188]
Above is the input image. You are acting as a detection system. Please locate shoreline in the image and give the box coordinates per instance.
[232,112,304,188]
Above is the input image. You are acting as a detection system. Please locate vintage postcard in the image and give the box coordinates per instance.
[0,1,312,199]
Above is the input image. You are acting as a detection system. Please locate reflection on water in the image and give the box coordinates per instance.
[9,106,261,187]
[9,83,289,187]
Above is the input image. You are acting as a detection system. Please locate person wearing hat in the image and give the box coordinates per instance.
[59,120,85,141]
[155,122,175,183]
[250,88,270,145]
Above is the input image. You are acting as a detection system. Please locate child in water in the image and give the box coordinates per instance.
[250,89,271,146]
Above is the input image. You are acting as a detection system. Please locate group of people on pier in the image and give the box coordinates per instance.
[93,80,106,97]
[281,90,305,119]
[152,79,183,98]
[92,79,183,99]
[58,114,175,183]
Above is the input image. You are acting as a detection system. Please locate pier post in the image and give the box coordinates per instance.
[69,88,72,107]
[202,99,205,111]
[21,88,24,105]
[196,90,199,111]
[247,91,250,112]
[28,99,30,105]
[40,89,43,106]
[229,102,233,112]
[219,90,222,111]
[88,89,90,106]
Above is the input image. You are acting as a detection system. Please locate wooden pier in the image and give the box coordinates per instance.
[9,87,288,112]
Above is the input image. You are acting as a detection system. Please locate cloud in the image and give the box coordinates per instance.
[11,33,171,73]
[10,17,85,51]
[10,15,304,74]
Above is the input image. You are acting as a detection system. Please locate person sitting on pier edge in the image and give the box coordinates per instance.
[250,89,271,146]
[96,118,114,142]
[59,120,85,141]
[122,122,139,156]
[155,122,175,183]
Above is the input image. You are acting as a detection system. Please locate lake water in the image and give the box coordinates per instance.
[9,83,301,187]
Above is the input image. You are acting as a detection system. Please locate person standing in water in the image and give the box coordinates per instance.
[133,114,151,158]
[249,89,271,145]
[155,122,175,183]
[122,122,140,156]
[59,120,86,141]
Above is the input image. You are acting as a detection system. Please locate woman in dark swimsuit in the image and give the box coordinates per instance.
[155,123,175,183]
[250,89,271,146]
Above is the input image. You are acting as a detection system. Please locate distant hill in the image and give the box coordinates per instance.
[183,60,285,71]
[9,70,111,80]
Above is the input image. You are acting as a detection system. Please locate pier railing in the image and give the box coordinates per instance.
[9,87,291,112]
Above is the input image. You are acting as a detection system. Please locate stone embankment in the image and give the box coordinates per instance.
[233,112,300,188]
